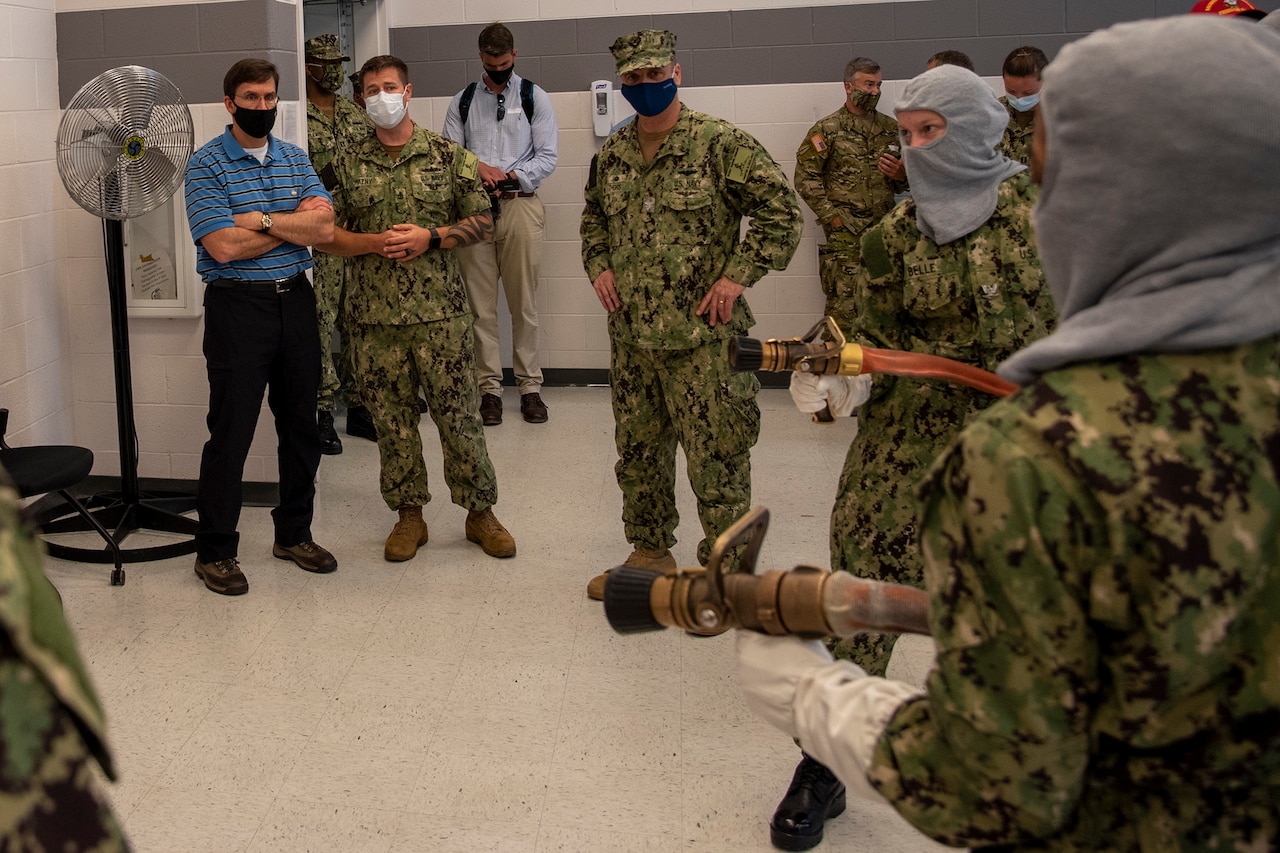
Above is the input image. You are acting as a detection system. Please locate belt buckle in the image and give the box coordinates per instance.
[275,277,293,294]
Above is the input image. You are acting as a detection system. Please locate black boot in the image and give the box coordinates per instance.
[318,411,342,455]
[770,754,847,851]
[346,406,377,442]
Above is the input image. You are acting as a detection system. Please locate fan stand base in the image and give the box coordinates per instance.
[37,491,198,585]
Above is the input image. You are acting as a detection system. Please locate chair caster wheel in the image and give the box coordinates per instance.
[110,568,126,586]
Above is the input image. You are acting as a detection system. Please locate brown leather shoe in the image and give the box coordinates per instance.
[520,392,548,423]
[385,507,429,562]
[587,546,677,600]
[194,557,248,596]
[465,508,516,557]
[480,393,503,426]
[272,540,338,573]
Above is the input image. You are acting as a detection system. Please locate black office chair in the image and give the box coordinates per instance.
[0,408,125,585]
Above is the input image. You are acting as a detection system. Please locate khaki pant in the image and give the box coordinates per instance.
[456,195,545,396]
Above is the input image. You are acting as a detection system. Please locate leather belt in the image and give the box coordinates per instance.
[498,191,536,200]
[210,272,305,293]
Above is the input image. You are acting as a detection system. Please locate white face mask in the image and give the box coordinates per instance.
[365,90,407,129]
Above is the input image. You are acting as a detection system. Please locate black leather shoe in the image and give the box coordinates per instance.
[480,393,503,426]
[318,411,342,455]
[520,392,548,423]
[346,406,377,442]
[770,754,847,851]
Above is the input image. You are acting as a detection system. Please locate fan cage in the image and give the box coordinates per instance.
[56,66,194,221]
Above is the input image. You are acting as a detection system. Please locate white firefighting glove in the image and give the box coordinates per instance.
[736,630,923,803]
[788,373,873,418]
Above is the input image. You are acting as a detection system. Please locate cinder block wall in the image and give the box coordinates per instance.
[3,0,1262,477]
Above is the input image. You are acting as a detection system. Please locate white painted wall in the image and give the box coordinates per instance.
[16,0,937,479]
[0,0,72,448]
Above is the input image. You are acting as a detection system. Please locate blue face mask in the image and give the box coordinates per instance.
[1006,92,1040,113]
[620,78,678,117]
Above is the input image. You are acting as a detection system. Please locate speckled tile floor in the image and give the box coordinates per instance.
[47,388,946,852]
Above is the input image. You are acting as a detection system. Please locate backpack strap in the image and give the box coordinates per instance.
[520,78,535,123]
[460,78,536,124]
[458,81,479,125]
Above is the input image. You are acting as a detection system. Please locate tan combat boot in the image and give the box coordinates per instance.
[465,508,516,558]
[587,546,677,600]
[385,506,428,562]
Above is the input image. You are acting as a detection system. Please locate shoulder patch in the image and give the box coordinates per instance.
[810,133,827,153]
[726,145,755,183]
[861,227,893,279]
[459,150,479,182]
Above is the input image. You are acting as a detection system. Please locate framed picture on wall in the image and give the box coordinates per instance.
[123,192,202,318]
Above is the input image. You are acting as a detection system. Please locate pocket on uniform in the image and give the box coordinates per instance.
[903,272,965,318]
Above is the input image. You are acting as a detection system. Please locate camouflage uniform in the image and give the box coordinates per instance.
[869,336,1280,851]
[0,472,127,851]
[997,97,1036,166]
[331,125,498,511]
[581,104,801,563]
[307,96,371,412]
[832,174,1055,675]
[793,107,905,332]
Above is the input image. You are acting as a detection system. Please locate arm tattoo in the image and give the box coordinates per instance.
[445,212,494,248]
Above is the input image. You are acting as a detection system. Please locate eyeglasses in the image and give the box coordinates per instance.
[496,93,506,122]
[236,93,279,108]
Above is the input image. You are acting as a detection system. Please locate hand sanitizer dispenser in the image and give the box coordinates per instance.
[592,80,613,137]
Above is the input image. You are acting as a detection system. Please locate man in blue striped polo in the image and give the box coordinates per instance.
[183,58,339,595]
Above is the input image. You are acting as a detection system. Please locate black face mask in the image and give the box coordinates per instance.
[486,65,514,86]
[232,105,277,139]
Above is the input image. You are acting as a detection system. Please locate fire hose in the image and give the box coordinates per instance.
[729,316,1018,398]
[602,318,1018,639]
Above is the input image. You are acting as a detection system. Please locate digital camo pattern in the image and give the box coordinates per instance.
[581,105,795,561]
[795,107,905,333]
[611,337,760,565]
[997,97,1036,166]
[830,174,1055,676]
[350,314,497,512]
[868,337,1280,851]
[331,125,491,327]
[307,97,371,410]
[0,476,126,851]
[581,105,802,350]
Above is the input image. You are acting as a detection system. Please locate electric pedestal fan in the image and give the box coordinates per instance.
[47,65,198,584]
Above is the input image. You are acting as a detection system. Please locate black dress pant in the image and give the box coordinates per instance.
[196,275,322,562]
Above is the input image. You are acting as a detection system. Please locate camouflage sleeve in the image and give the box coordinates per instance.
[580,152,610,283]
[849,214,908,350]
[794,121,837,226]
[866,413,1096,847]
[719,131,803,286]
[328,151,351,229]
[452,146,492,222]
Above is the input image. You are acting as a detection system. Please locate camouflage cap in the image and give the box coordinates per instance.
[305,34,350,62]
[610,29,677,75]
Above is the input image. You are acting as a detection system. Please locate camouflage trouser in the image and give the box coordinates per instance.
[818,234,862,335]
[0,640,128,852]
[313,250,353,412]
[830,381,979,676]
[611,337,760,565]
[350,315,498,512]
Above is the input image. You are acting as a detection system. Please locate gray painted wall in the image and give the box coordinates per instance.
[58,0,1275,106]
[390,0,1274,97]
[57,0,299,107]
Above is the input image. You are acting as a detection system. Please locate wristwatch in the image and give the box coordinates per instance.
[260,212,273,232]
[428,228,441,250]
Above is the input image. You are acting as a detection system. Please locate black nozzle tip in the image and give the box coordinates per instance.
[728,337,763,372]
[603,566,666,633]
